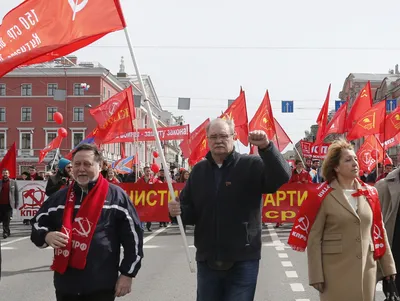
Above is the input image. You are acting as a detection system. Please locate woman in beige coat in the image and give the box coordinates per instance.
[299,140,396,301]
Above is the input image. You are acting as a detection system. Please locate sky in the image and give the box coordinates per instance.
[2,0,400,153]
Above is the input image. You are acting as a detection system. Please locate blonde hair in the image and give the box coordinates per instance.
[322,139,354,183]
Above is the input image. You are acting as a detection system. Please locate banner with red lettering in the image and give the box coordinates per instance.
[300,140,330,159]
[109,124,190,143]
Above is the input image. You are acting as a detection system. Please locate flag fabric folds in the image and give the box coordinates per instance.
[0,142,17,179]
[0,0,126,77]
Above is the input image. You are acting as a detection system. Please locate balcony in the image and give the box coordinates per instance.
[18,149,34,157]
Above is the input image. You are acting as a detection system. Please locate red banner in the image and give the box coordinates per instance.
[119,182,316,223]
[300,140,330,159]
[0,0,125,77]
[109,124,190,143]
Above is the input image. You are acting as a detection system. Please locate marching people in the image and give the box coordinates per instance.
[376,163,394,182]
[30,144,143,301]
[0,169,19,239]
[169,118,291,301]
[289,139,395,301]
[136,166,156,232]
[45,158,73,197]
[376,164,400,294]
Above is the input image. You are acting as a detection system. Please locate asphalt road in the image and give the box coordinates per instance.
[0,222,385,301]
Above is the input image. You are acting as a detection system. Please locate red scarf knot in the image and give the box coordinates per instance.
[51,176,109,274]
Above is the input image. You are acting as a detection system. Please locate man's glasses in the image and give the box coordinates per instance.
[207,134,234,141]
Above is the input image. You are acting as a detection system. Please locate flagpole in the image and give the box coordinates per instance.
[292,143,305,167]
[123,27,195,273]
[50,148,60,171]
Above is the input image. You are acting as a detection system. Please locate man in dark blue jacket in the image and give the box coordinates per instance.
[169,118,291,301]
[31,144,143,301]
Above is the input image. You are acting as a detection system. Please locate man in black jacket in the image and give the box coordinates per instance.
[169,118,291,301]
[31,144,143,301]
[45,158,73,196]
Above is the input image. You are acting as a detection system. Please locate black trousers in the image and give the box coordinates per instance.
[56,290,115,301]
[0,204,11,235]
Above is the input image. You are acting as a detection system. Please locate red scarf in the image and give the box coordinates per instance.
[351,181,386,260]
[51,176,109,274]
[288,179,386,260]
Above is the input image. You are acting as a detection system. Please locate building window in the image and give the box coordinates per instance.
[47,132,57,145]
[0,84,5,96]
[47,84,58,96]
[103,87,106,99]
[21,107,32,122]
[73,132,84,148]
[20,132,32,150]
[73,107,84,122]
[108,90,111,99]
[47,107,57,122]
[21,84,32,96]
[0,108,5,122]
[0,132,5,149]
[74,83,84,96]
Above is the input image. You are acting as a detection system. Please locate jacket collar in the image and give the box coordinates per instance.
[205,148,237,168]
[329,179,362,219]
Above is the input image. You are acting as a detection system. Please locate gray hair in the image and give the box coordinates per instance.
[206,118,235,135]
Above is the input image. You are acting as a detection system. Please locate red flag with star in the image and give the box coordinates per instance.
[220,89,249,146]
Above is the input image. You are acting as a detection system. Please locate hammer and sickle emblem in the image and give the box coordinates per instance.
[360,89,368,98]
[62,226,71,238]
[295,216,310,234]
[68,0,89,21]
[72,217,92,237]
[373,225,382,240]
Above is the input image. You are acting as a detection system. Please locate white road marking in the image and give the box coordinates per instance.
[143,226,169,244]
[290,283,305,292]
[285,271,298,278]
[1,236,30,246]
[1,246,15,250]
[278,253,288,258]
[275,246,285,251]
[295,299,310,301]
[143,245,161,249]
[281,261,293,267]
[376,282,382,292]
[267,224,281,244]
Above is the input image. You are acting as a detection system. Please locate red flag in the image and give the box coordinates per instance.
[314,85,331,145]
[356,135,384,173]
[220,90,249,146]
[94,87,135,144]
[383,106,400,141]
[272,118,292,152]
[188,125,209,166]
[0,142,16,179]
[249,90,276,140]
[345,81,373,132]
[180,119,210,159]
[0,0,126,77]
[39,135,63,163]
[90,87,136,126]
[346,101,386,141]
[250,118,291,154]
[325,102,348,136]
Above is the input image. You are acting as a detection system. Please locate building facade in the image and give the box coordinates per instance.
[0,56,185,175]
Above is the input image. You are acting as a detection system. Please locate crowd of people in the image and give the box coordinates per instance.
[0,118,400,301]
